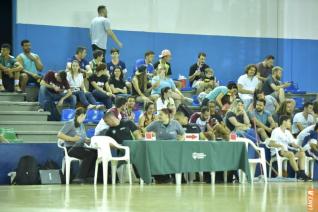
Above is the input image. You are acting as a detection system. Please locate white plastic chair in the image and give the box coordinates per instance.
[305,156,315,179]
[90,136,132,185]
[237,137,267,183]
[221,137,267,183]
[267,146,298,178]
[57,139,81,185]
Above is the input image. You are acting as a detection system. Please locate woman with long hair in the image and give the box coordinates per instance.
[132,65,153,102]
[156,87,175,113]
[57,107,97,183]
[138,101,157,136]
[109,66,128,95]
[67,60,100,109]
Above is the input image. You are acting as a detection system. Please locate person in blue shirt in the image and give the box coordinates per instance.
[16,39,44,90]
[300,123,318,160]
[133,50,155,77]
[202,82,238,108]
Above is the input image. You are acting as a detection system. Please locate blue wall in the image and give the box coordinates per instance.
[14,24,318,91]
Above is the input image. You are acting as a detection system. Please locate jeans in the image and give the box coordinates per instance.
[38,86,76,109]
[92,90,113,109]
[73,90,97,107]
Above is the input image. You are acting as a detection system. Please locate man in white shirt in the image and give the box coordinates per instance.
[268,115,311,181]
[237,64,260,109]
[292,102,315,136]
[90,5,123,62]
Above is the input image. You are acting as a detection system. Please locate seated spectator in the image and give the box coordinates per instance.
[94,96,128,136]
[198,84,213,104]
[126,96,136,122]
[201,67,217,90]
[248,89,279,115]
[89,50,107,75]
[138,102,157,136]
[132,65,153,103]
[98,111,142,143]
[66,47,93,90]
[292,102,315,137]
[195,106,216,140]
[108,96,127,120]
[133,50,155,77]
[153,49,172,76]
[109,66,128,95]
[39,71,75,120]
[249,99,277,142]
[146,108,185,141]
[224,99,252,137]
[89,63,113,109]
[237,64,260,109]
[262,66,291,103]
[16,39,43,90]
[107,48,127,76]
[188,52,209,92]
[273,99,295,124]
[208,101,230,140]
[268,115,311,181]
[151,65,191,106]
[256,55,275,83]
[299,123,318,161]
[57,107,97,183]
[297,124,315,146]
[67,60,100,109]
[175,111,206,140]
[156,87,175,112]
[0,43,25,92]
[167,101,177,119]
[202,82,238,108]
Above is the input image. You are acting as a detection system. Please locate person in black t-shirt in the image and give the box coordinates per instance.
[188,52,210,91]
[109,66,128,95]
[89,63,113,108]
[175,111,207,140]
[100,111,142,144]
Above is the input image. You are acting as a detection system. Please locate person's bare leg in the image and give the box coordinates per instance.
[280,151,298,172]
[0,71,4,91]
[14,72,22,92]
[20,73,29,92]
[295,150,305,170]
[257,128,268,141]
[278,88,285,103]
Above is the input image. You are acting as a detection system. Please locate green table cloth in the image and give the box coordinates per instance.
[123,140,251,184]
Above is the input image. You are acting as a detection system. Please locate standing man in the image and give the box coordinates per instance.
[90,5,123,62]
[16,39,44,90]
[256,55,275,82]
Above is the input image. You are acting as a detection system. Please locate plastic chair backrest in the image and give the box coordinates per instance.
[90,136,117,159]
[86,128,95,138]
[85,110,104,124]
[61,109,75,121]
[134,110,143,123]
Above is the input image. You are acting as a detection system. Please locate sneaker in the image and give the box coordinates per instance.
[297,171,312,182]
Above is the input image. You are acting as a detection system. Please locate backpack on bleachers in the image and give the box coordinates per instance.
[15,155,40,185]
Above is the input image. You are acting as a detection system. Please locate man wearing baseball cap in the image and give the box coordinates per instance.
[154,49,172,76]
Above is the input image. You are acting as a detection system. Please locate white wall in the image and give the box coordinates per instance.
[17,0,318,39]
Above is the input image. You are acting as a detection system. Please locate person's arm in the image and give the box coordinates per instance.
[58,89,73,106]
[151,77,160,89]
[132,130,142,140]
[91,81,106,94]
[268,115,278,129]
[228,116,248,129]
[296,122,305,132]
[110,84,124,94]
[106,29,123,48]
[10,61,23,73]
[215,93,225,108]
[132,77,146,97]
[189,68,200,82]
[237,84,254,95]
[256,72,267,82]
[57,132,80,143]
[270,82,291,91]
[85,65,93,75]
[30,54,44,71]
[138,115,146,129]
[310,142,318,152]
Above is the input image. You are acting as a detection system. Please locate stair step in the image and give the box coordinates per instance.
[0,101,39,111]
[0,92,26,102]
[0,111,50,121]
[16,131,58,143]
[0,121,96,131]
